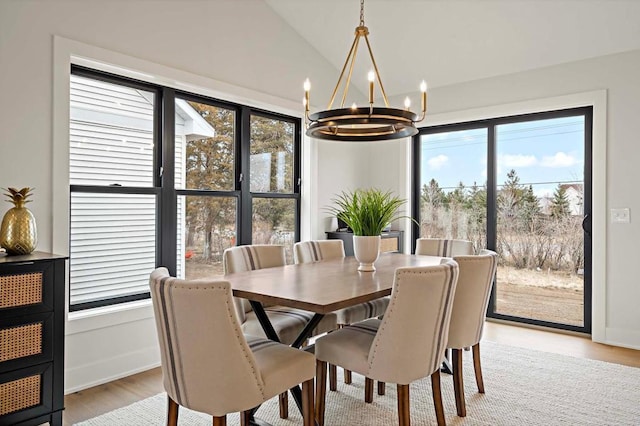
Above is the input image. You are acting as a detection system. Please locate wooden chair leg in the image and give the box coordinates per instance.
[329,364,338,391]
[397,384,410,426]
[316,360,327,426]
[452,348,466,417]
[240,410,251,426]
[279,392,289,418]
[472,343,485,393]
[378,381,386,395]
[344,368,352,384]
[302,378,315,426]
[212,415,227,426]
[167,395,178,426]
[364,377,374,403]
[431,370,446,426]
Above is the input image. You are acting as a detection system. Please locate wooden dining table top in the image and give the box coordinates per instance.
[225,253,444,314]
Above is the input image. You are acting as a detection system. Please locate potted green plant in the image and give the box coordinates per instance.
[327,188,409,271]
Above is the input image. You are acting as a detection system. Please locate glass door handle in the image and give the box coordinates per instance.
[582,214,591,237]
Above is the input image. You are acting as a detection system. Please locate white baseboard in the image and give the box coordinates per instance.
[604,327,640,350]
[65,346,160,394]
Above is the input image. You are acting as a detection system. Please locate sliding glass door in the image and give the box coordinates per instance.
[413,108,592,333]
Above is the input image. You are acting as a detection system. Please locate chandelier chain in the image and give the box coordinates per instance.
[360,0,365,26]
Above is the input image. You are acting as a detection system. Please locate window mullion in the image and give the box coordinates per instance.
[159,87,177,275]
[238,106,252,245]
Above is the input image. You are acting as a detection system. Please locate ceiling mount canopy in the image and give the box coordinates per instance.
[303,0,427,142]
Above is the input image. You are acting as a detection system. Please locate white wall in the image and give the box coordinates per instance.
[313,140,372,238]
[386,49,640,349]
[0,0,343,393]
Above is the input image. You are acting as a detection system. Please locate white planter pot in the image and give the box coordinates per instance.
[353,235,381,272]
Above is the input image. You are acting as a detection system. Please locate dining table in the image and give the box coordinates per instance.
[224,252,446,425]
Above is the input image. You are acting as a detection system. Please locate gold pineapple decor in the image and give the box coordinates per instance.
[0,187,38,255]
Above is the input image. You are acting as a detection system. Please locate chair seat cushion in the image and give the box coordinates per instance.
[335,297,389,325]
[242,306,338,345]
[315,318,381,377]
[246,336,315,400]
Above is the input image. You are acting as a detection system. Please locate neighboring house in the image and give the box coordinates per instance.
[560,184,584,216]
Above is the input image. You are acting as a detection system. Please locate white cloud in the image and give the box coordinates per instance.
[427,154,449,170]
[499,154,537,168]
[540,152,578,168]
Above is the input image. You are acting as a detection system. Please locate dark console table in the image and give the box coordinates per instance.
[326,231,404,256]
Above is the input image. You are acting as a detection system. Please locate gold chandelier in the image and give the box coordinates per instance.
[304,0,427,141]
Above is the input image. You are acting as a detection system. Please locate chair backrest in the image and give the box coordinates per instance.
[222,245,286,319]
[415,238,473,257]
[294,240,345,264]
[149,267,266,416]
[366,260,459,384]
[223,244,286,274]
[447,249,498,349]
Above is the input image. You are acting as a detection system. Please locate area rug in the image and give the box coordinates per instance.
[75,341,640,425]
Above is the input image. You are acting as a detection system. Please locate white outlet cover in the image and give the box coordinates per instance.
[610,208,630,223]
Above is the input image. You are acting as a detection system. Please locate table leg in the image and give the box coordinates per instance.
[248,301,323,425]
[441,348,453,375]
[249,301,282,342]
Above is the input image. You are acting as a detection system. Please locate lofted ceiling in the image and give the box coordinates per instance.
[266,0,640,101]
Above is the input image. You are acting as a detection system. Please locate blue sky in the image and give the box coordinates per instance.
[420,115,585,199]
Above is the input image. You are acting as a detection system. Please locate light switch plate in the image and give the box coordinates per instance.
[610,208,630,223]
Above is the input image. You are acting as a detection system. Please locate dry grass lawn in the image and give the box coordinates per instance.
[496,266,584,326]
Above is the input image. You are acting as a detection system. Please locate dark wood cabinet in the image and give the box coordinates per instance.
[0,252,67,426]
[326,231,404,256]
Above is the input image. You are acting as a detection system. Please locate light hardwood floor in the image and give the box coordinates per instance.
[62,321,640,425]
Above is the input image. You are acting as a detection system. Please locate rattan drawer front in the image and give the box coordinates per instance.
[0,272,43,309]
[0,323,43,363]
[380,237,399,253]
[0,374,41,416]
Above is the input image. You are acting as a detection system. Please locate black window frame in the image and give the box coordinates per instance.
[69,65,301,311]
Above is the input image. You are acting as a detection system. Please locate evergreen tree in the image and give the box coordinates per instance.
[421,178,444,207]
[498,169,525,220]
[522,184,541,222]
[447,181,467,207]
[550,184,571,218]
[466,181,487,223]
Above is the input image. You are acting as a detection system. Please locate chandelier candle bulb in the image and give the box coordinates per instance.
[368,71,375,104]
[304,79,311,112]
[404,97,411,110]
[420,80,427,113]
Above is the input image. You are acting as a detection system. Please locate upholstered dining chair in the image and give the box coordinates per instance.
[149,268,315,426]
[223,244,338,344]
[314,260,459,426]
[368,238,474,398]
[294,240,390,389]
[223,244,337,418]
[415,238,474,257]
[447,249,498,417]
